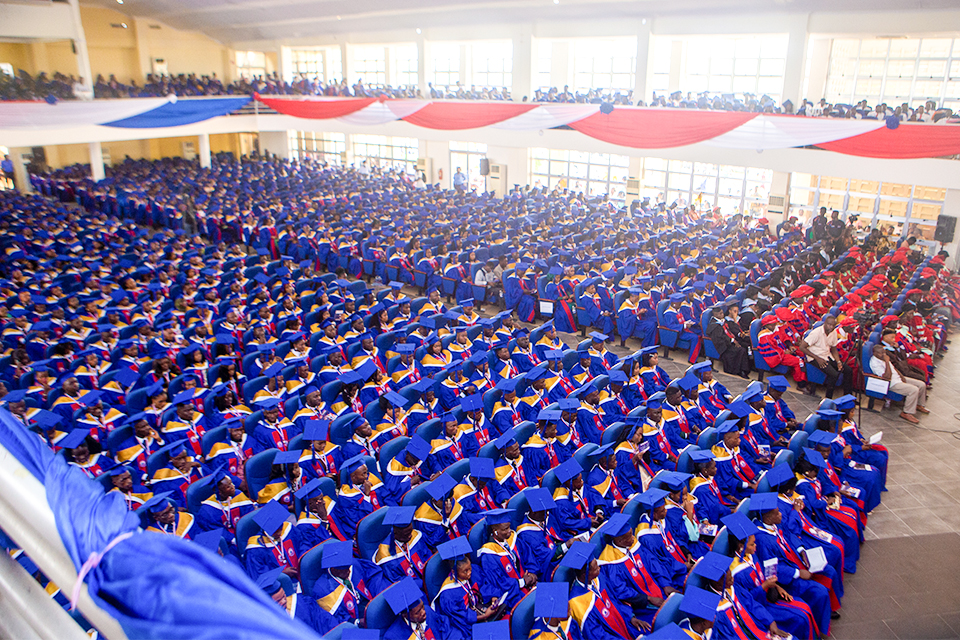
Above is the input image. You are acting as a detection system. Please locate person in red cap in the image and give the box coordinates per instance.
[756,315,808,391]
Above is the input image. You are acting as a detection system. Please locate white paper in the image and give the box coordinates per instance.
[865,377,890,394]
[868,431,883,444]
[699,523,718,536]
[758,444,771,456]
[638,441,651,454]
[539,300,554,315]
[840,483,862,499]
[763,558,778,580]
[804,546,828,573]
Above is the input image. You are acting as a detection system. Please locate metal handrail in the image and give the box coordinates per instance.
[0,444,128,640]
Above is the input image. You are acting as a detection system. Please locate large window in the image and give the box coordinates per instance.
[652,34,787,101]
[236,51,266,80]
[788,173,947,240]
[536,40,553,91]
[639,158,773,216]
[392,44,419,88]
[288,131,346,165]
[825,38,960,110]
[472,41,512,89]
[351,46,387,87]
[450,141,488,192]
[572,38,636,94]
[353,135,418,173]
[429,43,461,92]
[530,148,630,202]
[289,47,343,83]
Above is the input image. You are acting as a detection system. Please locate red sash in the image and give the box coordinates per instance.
[625,552,663,598]
[591,586,633,639]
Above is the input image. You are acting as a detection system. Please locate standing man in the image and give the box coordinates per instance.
[453,167,468,194]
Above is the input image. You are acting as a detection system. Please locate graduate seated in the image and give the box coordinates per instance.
[256,567,331,634]
[432,536,502,639]
[141,491,197,539]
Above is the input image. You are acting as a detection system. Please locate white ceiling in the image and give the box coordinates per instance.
[84,0,960,45]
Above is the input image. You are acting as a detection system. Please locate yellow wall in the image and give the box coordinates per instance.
[81,6,140,82]
[0,40,78,77]
[211,133,242,156]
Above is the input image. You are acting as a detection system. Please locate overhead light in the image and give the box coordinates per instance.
[336,15,341,20]
[416,28,421,34]
[121,22,128,28]
[117,0,124,4]
[642,18,647,24]
[553,0,559,4]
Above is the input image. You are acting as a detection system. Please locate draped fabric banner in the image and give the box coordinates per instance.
[569,109,759,148]
[254,94,378,119]
[102,97,252,128]
[398,101,539,129]
[703,114,885,150]
[489,104,600,131]
[0,96,173,130]
[815,123,960,158]
[336,99,426,126]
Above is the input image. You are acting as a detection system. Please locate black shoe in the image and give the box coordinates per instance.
[831,611,841,620]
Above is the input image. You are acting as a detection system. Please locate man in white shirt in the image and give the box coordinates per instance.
[868,344,928,424]
[474,259,501,307]
[798,314,842,398]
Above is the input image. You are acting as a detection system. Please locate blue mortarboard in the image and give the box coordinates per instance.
[254,273,269,285]
[193,528,228,554]
[525,487,556,512]
[473,621,510,640]
[669,293,686,303]
[645,391,665,410]
[554,458,582,483]
[691,551,732,582]
[254,567,285,593]
[764,463,795,489]
[384,577,422,614]
[426,473,457,500]
[304,420,330,440]
[721,512,761,541]
[767,375,789,391]
[321,540,355,569]
[295,478,325,500]
[272,449,302,465]
[342,454,369,475]
[384,391,408,408]
[58,429,89,449]
[460,393,482,412]
[544,349,563,361]
[608,370,628,383]
[496,378,520,393]
[816,409,843,421]
[484,508,514,525]
[807,430,838,446]
[404,435,431,461]
[659,471,693,492]
[469,457,495,480]
[602,512,633,537]
[679,586,722,620]
[833,394,857,411]
[716,419,740,434]
[494,428,518,450]
[263,362,284,378]
[1,390,27,403]
[410,378,435,393]
[141,491,174,514]
[389,281,403,289]
[728,400,752,418]
[558,540,595,571]
[172,390,195,405]
[534,582,569,618]
[252,500,289,534]
[748,492,780,513]
[677,374,700,392]
[383,506,416,527]
[589,331,608,342]
[740,386,764,403]
[689,450,716,464]
[802,447,827,468]
[537,409,561,421]
[637,487,669,510]
[255,396,281,409]
[643,623,687,639]
[558,398,580,411]
[394,343,415,355]
[437,535,473,561]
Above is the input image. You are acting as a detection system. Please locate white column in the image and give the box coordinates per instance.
[781,14,810,107]
[198,133,212,168]
[941,189,960,272]
[66,0,93,89]
[89,142,105,182]
[633,19,653,104]
[668,40,683,93]
[340,43,350,85]
[416,35,428,98]
[9,148,32,194]
[550,41,569,91]
[803,37,832,103]
[512,25,534,101]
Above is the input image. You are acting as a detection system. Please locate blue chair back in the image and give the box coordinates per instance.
[697,427,718,450]
[423,552,448,602]
[711,525,732,556]
[788,430,809,458]
[246,449,279,501]
[356,508,390,560]
[652,592,684,630]
[379,436,409,478]
[235,510,261,556]
[511,591,537,639]
[299,539,336,597]
[186,478,214,515]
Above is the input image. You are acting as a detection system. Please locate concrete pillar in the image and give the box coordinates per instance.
[9,148,32,194]
[66,0,93,89]
[340,43,350,85]
[804,37,832,103]
[198,133,212,168]
[89,142,105,182]
[781,14,810,107]
[416,35,428,98]
[633,19,653,105]
[512,25,534,102]
[668,40,683,93]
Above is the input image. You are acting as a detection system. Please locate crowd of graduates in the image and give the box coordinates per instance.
[0,154,957,639]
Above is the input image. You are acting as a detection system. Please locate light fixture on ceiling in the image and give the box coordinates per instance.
[121,22,128,28]
[336,15,341,20]
[641,18,646,24]
[416,28,421,34]
[553,0,559,4]
[117,0,124,4]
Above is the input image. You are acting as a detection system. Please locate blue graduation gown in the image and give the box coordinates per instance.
[515,517,564,579]
[596,543,663,620]
[544,282,577,333]
[689,475,733,525]
[432,576,482,640]
[549,486,592,538]
[730,554,818,640]
[244,522,300,580]
[477,533,527,609]
[634,516,687,591]
[383,601,446,640]
[373,530,431,584]
[294,507,336,556]
[568,578,637,640]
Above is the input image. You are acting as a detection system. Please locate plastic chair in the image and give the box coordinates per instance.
[652,592,685,630]
[246,449,280,502]
[511,591,537,639]
[356,508,390,561]
[378,436,409,478]
[423,552,448,602]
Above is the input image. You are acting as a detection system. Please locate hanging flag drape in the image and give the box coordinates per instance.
[568,109,759,148]
[254,94,377,119]
[102,97,252,128]
[0,97,173,130]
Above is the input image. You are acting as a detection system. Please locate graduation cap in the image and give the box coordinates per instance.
[403,435,431,462]
[255,396,281,410]
[141,491,174,515]
[721,512,760,541]
[589,331,608,342]
[767,375,789,391]
[525,487,556,512]
[172,390,195,406]
[193,528,228,555]
[816,409,843,422]
[295,478,326,500]
[677,374,700,392]
[426,473,457,501]
[410,378,435,394]
[534,582,569,619]
[460,393,482,412]
[764,463,795,490]
[272,449,302,466]
[806,430,838,447]
[715,419,740,435]
[833,394,857,411]
[637,487,669,511]
[802,447,827,468]
[383,506,416,527]
[554,458,582,484]
[58,429,90,450]
[496,378,520,393]
[602,512,633,538]
[748,492,780,514]
[679,586,722,621]
[469,457,495,480]
[1,390,27,404]
[659,471,693,492]
[342,454,370,476]
[262,362,284,378]
[558,398,580,412]
[394,343,415,355]
[252,500,290,535]
[384,577,423,615]
[473,621,510,640]
[537,409,561,422]
[689,450,716,464]
[544,349,563,361]
[558,540,595,571]
[303,420,330,441]
[254,567,285,594]
[384,391,408,408]
[691,551,732,582]
[484,508,514,525]
[321,540,355,569]
[437,535,472,561]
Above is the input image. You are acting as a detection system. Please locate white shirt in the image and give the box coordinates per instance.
[869,354,903,385]
[804,324,839,361]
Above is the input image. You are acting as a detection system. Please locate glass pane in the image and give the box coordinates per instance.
[718,178,743,197]
[914,186,946,201]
